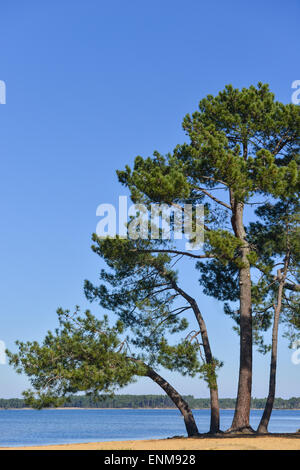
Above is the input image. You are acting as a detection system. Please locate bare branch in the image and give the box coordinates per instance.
[194,186,232,210]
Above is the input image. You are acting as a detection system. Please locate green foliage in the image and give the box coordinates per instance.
[180,83,299,199]
[6,308,144,409]
[85,235,212,379]
[197,261,240,301]
[118,84,297,210]
[114,82,299,312]
[88,83,299,401]
[117,153,191,205]
[248,199,300,348]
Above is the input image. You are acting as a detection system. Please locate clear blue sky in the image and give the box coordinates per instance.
[0,0,299,399]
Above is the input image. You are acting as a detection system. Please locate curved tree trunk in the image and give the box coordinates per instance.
[146,366,199,436]
[168,281,220,433]
[189,299,220,434]
[229,199,254,433]
[258,264,288,434]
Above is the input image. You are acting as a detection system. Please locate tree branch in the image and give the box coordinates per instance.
[284,282,300,292]
[130,248,215,259]
[194,186,232,210]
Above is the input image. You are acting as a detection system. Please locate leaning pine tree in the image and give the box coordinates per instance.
[85,236,223,433]
[114,83,299,432]
[7,307,201,436]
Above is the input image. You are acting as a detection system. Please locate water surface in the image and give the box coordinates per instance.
[0,408,299,447]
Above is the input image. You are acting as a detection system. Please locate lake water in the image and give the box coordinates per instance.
[0,409,299,447]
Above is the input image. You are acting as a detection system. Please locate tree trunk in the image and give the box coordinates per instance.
[189,299,220,434]
[258,264,288,433]
[146,366,199,436]
[230,263,253,431]
[168,280,220,433]
[257,307,279,433]
[209,387,220,434]
[229,199,253,432]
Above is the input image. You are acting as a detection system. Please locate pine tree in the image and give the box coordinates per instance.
[85,236,222,433]
[6,307,199,436]
[247,199,300,433]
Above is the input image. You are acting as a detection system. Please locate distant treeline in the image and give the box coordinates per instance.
[1,395,300,409]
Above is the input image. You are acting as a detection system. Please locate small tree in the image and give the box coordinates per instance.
[209,199,300,433]
[85,237,222,433]
[7,307,200,436]
[247,200,300,433]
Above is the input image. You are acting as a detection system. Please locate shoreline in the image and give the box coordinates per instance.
[1,434,300,451]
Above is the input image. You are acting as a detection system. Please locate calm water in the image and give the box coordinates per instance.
[0,409,299,447]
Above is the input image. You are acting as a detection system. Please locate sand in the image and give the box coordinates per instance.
[1,435,300,451]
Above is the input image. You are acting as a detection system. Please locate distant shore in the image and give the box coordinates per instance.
[2,396,299,411]
[1,407,300,411]
[0,407,215,411]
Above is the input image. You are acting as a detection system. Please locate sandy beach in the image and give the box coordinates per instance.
[1,435,300,451]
